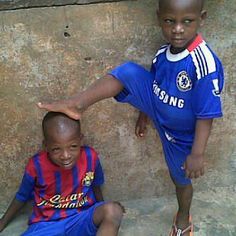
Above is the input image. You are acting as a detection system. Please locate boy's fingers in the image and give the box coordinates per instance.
[135,126,146,138]
[135,127,140,137]
[37,102,45,109]
[37,102,81,120]
[135,127,143,137]
[138,127,146,137]
[189,171,195,179]
[37,102,56,111]
[185,169,190,178]
[66,111,81,120]
[139,132,144,137]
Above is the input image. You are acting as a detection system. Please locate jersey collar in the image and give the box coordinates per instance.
[166,34,204,62]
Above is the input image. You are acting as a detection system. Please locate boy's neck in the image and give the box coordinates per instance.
[170,34,200,54]
[170,46,185,54]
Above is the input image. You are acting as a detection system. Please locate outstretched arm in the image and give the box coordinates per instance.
[184,119,213,179]
[38,75,123,120]
[0,197,25,232]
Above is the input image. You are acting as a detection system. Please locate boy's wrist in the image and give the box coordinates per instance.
[191,144,205,156]
[190,151,204,158]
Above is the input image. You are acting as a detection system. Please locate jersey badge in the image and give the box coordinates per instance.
[82,172,94,186]
[176,71,192,92]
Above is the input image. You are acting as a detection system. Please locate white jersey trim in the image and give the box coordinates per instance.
[153,45,168,63]
[166,46,189,62]
[190,42,216,80]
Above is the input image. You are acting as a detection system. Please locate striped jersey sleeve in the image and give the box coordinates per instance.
[189,39,224,118]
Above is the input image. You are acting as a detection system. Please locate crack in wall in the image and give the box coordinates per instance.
[0,0,135,11]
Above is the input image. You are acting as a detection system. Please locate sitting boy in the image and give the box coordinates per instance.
[0,112,124,236]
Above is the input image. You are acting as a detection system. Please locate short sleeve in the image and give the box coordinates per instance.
[15,158,36,202]
[92,157,104,186]
[192,65,224,119]
[15,171,35,202]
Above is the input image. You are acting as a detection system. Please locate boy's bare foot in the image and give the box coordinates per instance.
[174,213,193,236]
[37,100,82,120]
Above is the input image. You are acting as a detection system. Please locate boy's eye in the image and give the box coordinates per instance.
[70,144,79,149]
[164,19,174,24]
[183,19,193,24]
[51,147,60,153]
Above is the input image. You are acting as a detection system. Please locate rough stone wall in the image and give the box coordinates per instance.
[0,0,130,10]
[0,0,235,209]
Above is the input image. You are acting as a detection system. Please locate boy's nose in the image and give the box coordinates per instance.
[172,23,184,33]
[62,149,71,159]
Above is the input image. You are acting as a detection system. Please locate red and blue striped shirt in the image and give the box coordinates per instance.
[16,146,104,224]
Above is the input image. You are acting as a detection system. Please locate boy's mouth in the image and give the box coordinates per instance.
[61,161,73,168]
[172,38,185,43]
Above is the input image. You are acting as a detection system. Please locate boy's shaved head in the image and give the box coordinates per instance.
[42,112,82,169]
[159,0,205,11]
[42,111,81,140]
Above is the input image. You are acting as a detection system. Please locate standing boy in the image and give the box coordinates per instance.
[0,112,124,236]
[38,0,224,235]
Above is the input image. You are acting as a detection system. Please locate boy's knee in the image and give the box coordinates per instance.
[94,202,124,227]
[114,61,145,77]
[100,202,124,225]
[104,202,123,219]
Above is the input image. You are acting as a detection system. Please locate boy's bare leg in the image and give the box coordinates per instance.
[37,75,123,120]
[93,202,124,236]
[175,184,193,236]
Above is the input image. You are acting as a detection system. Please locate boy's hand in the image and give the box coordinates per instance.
[135,112,149,137]
[37,99,82,120]
[184,153,204,179]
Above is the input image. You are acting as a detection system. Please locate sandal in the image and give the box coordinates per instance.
[169,214,193,236]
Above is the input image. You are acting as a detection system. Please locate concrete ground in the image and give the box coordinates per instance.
[0,186,235,236]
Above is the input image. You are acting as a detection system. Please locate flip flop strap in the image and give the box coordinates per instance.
[175,225,191,235]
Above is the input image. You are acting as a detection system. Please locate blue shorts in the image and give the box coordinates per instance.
[21,202,105,236]
[157,126,192,186]
[109,62,192,186]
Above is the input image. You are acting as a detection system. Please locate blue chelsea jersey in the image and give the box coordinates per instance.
[150,35,224,135]
[110,35,224,144]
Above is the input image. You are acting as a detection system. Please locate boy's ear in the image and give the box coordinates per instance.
[200,10,207,26]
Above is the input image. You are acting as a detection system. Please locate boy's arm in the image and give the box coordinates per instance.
[0,197,25,232]
[38,75,123,120]
[184,119,213,179]
[93,186,104,202]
